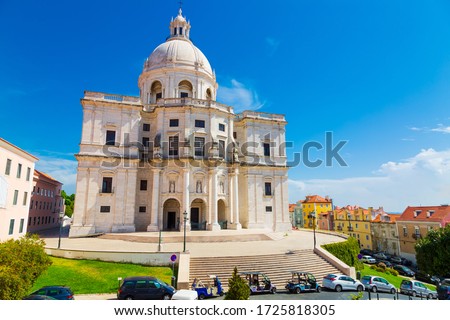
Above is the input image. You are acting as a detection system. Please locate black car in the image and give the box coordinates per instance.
[393,265,415,277]
[437,279,450,300]
[360,249,373,256]
[29,286,74,300]
[117,276,175,300]
[414,271,440,285]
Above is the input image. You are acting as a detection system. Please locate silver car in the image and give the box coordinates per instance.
[400,280,437,299]
[361,275,396,294]
[322,274,364,292]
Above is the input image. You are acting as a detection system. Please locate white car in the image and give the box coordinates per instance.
[361,255,376,264]
[171,289,198,300]
[373,252,388,260]
[322,274,364,292]
[361,275,396,293]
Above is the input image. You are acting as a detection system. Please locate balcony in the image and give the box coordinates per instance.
[347,226,354,231]
[99,187,114,194]
[337,226,343,231]
[412,233,421,239]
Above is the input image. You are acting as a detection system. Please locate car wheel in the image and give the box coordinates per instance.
[317,286,322,293]
[372,286,377,293]
[271,287,276,294]
[162,294,171,300]
[357,285,363,292]
[199,294,205,300]
[427,294,433,300]
[390,288,396,294]
[335,285,342,292]
[412,291,417,297]
[125,296,133,300]
[295,287,301,294]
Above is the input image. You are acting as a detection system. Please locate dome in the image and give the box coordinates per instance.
[144,38,213,77]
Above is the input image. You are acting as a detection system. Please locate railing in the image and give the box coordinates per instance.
[235,110,286,122]
[99,188,114,194]
[412,233,421,239]
[347,226,354,231]
[337,226,343,231]
[84,91,141,104]
[152,97,233,113]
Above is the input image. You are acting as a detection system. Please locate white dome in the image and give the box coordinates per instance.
[144,38,213,77]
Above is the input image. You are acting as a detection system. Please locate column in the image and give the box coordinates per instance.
[182,167,191,231]
[147,168,160,231]
[208,167,221,230]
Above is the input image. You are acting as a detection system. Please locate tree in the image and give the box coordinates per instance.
[61,190,75,217]
[415,225,450,276]
[224,266,250,300]
[0,234,52,299]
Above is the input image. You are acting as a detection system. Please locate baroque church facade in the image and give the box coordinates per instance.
[69,9,290,237]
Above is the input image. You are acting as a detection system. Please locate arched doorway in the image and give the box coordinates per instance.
[178,80,193,98]
[218,199,227,229]
[163,198,180,231]
[151,81,163,103]
[190,198,207,230]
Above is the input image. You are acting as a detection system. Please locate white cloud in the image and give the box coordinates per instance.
[217,79,265,112]
[34,154,78,194]
[289,148,450,212]
[431,126,450,134]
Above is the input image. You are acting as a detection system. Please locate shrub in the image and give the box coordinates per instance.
[386,268,399,276]
[322,237,364,271]
[224,267,250,300]
[377,262,387,270]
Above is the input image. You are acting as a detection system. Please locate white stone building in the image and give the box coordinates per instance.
[69,9,290,237]
[0,138,38,241]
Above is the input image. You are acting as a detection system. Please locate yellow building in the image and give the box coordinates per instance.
[333,206,373,250]
[301,195,332,229]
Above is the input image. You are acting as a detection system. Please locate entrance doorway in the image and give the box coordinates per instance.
[167,212,176,230]
[163,198,180,231]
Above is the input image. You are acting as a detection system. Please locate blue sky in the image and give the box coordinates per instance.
[1,0,450,212]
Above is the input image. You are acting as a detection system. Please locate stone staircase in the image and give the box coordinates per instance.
[189,250,341,291]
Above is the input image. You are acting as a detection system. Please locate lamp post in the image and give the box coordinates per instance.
[57,211,64,249]
[308,212,317,248]
[183,210,188,253]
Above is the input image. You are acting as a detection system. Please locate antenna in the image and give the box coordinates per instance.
[179,0,183,10]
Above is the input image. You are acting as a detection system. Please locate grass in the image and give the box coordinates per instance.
[360,265,436,291]
[31,257,173,295]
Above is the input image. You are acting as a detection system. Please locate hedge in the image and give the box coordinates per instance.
[322,237,364,271]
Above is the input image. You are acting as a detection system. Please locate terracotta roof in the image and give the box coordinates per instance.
[372,213,399,223]
[303,195,332,203]
[397,206,450,225]
[289,204,296,212]
[34,169,62,184]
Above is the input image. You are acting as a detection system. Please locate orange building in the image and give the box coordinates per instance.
[397,205,450,263]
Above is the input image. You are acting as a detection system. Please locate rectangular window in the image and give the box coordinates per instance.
[194,137,205,157]
[233,132,237,139]
[180,92,189,98]
[266,206,273,212]
[26,167,31,181]
[17,163,22,178]
[30,200,34,209]
[143,123,150,132]
[105,130,116,146]
[142,137,150,147]
[156,92,162,100]
[263,143,271,157]
[195,120,205,128]
[403,226,407,236]
[140,180,148,191]
[19,219,24,233]
[23,192,28,206]
[139,206,146,213]
[264,182,272,196]
[100,206,111,213]
[5,159,11,175]
[102,177,113,193]
[219,140,225,158]
[169,119,179,127]
[219,123,225,132]
[13,190,19,205]
[8,219,14,235]
[169,136,179,156]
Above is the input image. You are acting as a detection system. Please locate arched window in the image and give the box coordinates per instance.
[178,80,193,98]
[151,81,163,103]
[206,88,212,100]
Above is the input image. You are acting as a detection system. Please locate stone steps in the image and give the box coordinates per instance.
[189,250,341,290]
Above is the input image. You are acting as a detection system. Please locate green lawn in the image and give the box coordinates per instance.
[31,257,173,295]
[360,265,436,291]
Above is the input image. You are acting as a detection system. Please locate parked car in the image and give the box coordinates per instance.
[437,279,450,300]
[394,265,415,277]
[240,272,276,294]
[361,255,376,264]
[285,271,321,294]
[360,249,373,256]
[400,280,437,299]
[361,275,396,294]
[390,256,402,264]
[414,271,440,285]
[401,258,412,266]
[117,276,175,300]
[29,286,74,300]
[322,274,364,292]
[192,275,224,299]
[373,252,388,260]
[23,295,58,300]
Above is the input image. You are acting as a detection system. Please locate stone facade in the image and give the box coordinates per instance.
[69,9,290,237]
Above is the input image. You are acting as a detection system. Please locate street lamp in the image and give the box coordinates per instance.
[308,212,317,248]
[57,211,64,249]
[183,210,188,253]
